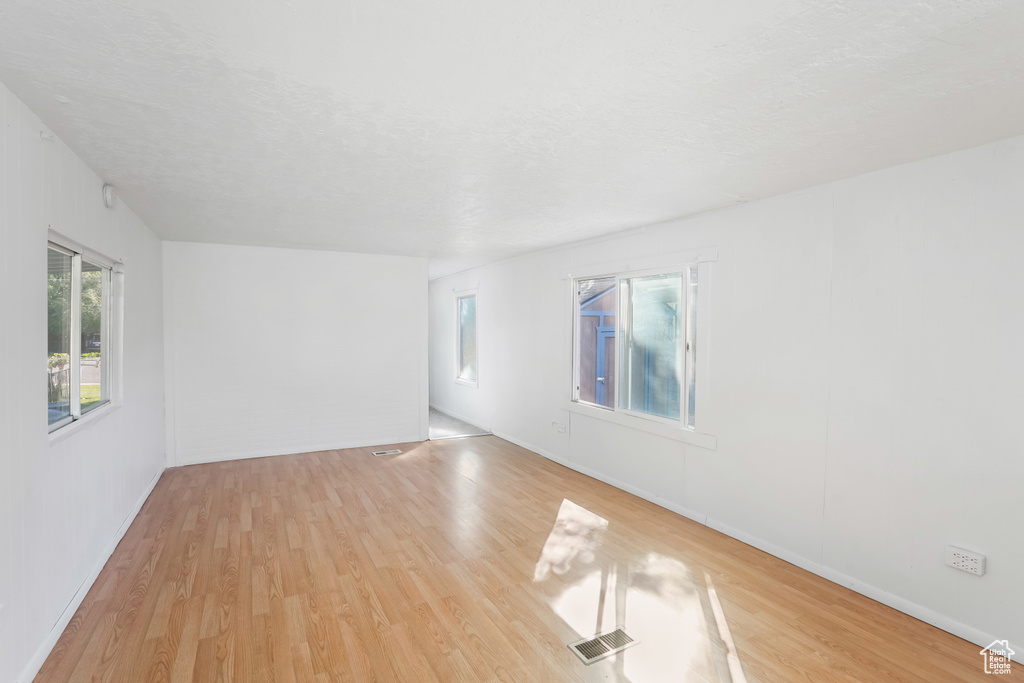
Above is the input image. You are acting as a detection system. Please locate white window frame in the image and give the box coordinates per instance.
[617,266,697,427]
[571,275,617,412]
[454,288,478,387]
[568,249,717,450]
[48,232,123,439]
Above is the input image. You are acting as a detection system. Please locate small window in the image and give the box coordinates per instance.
[48,240,115,432]
[456,293,477,384]
[47,246,74,428]
[619,272,683,420]
[573,266,698,428]
[574,278,616,409]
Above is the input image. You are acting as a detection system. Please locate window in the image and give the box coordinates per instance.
[48,240,115,432]
[456,293,477,384]
[573,266,698,429]
[574,278,616,409]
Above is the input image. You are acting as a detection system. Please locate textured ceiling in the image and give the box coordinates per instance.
[2,0,1023,277]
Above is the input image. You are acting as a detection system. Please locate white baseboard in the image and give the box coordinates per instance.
[705,518,1020,663]
[172,435,424,467]
[492,427,709,526]
[490,430,564,466]
[429,404,491,434]
[498,434,1022,666]
[18,468,164,683]
[525,442,709,526]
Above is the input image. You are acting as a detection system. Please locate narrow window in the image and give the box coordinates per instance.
[684,265,697,428]
[47,241,114,431]
[47,246,74,428]
[457,294,477,383]
[80,259,110,414]
[573,278,616,409]
[620,273,683,420]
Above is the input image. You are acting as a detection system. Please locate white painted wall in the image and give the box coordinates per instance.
[0,82,166,683]
[429,135,1024,656]
[163,242,428,465]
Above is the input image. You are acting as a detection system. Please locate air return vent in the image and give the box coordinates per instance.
[372,449,402,456]
[567,628,637,665]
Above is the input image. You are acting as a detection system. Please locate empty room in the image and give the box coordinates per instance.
[2,1,1023,681]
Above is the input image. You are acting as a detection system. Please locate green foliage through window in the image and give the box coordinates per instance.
[48,244,113,429]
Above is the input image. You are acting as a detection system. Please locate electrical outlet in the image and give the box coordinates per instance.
[552,422,566,433]
[946,546,986,576]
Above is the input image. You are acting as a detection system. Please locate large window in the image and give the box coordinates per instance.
[573,266,697,429]
[456,293,477,384]
[48,240,114,432]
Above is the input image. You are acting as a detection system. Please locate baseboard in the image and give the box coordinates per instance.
[429,404,491,434]
[18,467,164,683]
[493,429,709,525]
[705,518,1020,663]
[498,433,1022,665]
[489,430,564,466]
[172,435,424,467]
[563,459,708,526]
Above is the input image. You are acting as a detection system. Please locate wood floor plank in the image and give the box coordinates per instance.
[33,436,1022,682]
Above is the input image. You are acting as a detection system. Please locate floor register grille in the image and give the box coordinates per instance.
[568,629,638,665]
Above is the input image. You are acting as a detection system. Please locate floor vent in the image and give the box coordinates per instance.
[567,629,637,665]
[371,449,402,456]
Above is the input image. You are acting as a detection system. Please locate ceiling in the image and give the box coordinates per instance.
[2,0,1023,278]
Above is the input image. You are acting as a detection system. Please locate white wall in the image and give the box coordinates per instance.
[429,135,1024,656]
[0,82,166,682]
[164,242,428,465]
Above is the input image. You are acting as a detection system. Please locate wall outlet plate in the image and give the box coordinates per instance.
[946,546,986,576]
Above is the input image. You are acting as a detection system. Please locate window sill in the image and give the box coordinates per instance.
[566,401,717,450]
[454,377,478,388]
[48,401,119,446]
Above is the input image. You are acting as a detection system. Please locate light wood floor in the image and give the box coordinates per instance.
[36,436,1019,682]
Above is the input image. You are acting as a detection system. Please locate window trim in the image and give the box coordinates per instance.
[454,287,478,387]
[47,231,123,439]
[568,248,717,450]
